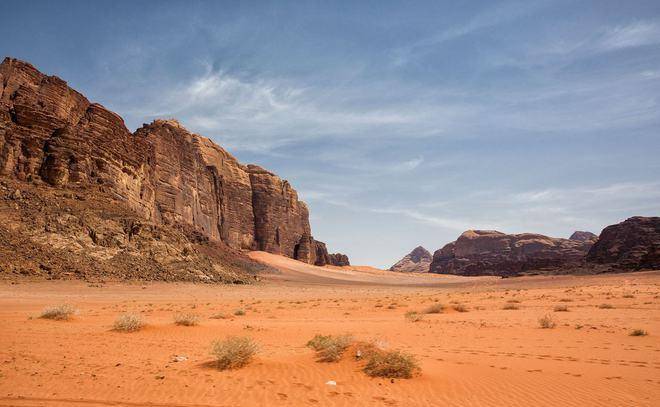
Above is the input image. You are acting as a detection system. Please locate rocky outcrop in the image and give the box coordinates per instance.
[328,253,350,267]
[389,246,431,273]
[429,230,592,277]
[569,231,598,244]
[0,57,346,273]
[587,217,660,270]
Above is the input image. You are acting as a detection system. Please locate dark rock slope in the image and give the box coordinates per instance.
[587,217,660,270]
[0,57,347,280]
[389,246,431,273]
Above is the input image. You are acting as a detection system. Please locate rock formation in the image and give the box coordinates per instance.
[0,57,348,280]
[389,246,431,273]
[429,230,592,277]
[587,217,660,270]
[569,231,598,244]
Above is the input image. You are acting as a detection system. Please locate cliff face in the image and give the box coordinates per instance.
[429,230,592,277]
[587,217,660,270]
[0,57,346,268]
[389,246,431,273]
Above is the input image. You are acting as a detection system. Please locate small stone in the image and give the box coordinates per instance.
[171,355,188,362]
[325,380,336,386]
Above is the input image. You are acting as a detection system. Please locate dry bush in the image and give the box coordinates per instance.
[39,304,76,321]
[502,303,519,310]
[174,312,200,326]
[452,304,469,312]
[306,334,354,362]
[233,308,246,316]
[629,329,648,337]
[622,294,635,299]
[211,336,258,370]
[363,349,420,379]
[553,305,569,312]
[538,314,556,329]
[210,312,227,319]
[422,303,444,314]
[598,303,614,309]
[113,313,144,332]
[506,299,521,303]
[405,311,423,322]
[559,298,573,302]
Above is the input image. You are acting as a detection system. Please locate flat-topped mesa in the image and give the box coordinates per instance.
[0,56,347,266]
[429,230,593,277]
[389,246,431,273]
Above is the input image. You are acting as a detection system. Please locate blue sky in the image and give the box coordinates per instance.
[2,0,659,268]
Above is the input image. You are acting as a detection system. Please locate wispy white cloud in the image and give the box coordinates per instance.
[598,20,660,51]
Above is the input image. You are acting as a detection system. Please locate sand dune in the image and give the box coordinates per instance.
[1,256,658,406]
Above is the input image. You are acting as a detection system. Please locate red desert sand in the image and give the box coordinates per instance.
[1,252,658,406]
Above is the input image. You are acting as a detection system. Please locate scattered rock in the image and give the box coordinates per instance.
[325,380,337,386]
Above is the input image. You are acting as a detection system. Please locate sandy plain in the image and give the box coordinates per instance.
[1,251,658,406]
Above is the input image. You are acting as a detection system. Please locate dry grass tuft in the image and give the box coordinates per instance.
[211,336,258,370]
[306,334,354,362]
[113,313,144,332]
[174,312,200,326]
[553,305,569,312]
[629,329,648,337]
[598,303,614,309]
[39,304,76,321]
[422,303,444,314]
[538,314,556,329]
[452,304,469,312]
[405,311,424,322]
[502,303,519,310]
[233,308,246,316]
[363,349,420,379]
[210,312,227,319]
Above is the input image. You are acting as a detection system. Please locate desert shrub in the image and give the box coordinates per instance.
[452,304,469,312]
[363,349,420,379]
[502,303,519,310]
[174,312,200,326]
[538,314,556,329]
[233,308,246,316]
[211,336,258,370]
[39,304,76,321]
[559,298,573,302]
[210,312,228,319]
[306,334,353,362]
[598,303,614,309]
[622,294,635,299]
[113,313,144,332]
[553,305,569,312]
[405,311,423,322]
[506,299,521,303]
[629,329,648,337]
[423,303,444,314]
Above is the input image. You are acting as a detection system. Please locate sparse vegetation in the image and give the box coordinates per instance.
[506,299,521,303]
[174,312,200,326]
[211,336,258,370]
[598,303,614,309]
[113,313,144,332]
[422,303,444,314]
[306,334,353,362]
[538,314,556,329]
[559,298,573,302]
[502,303,519,310]
[622,294,635,298]
[363,349,420,379]
[233,308,246,316]
[629,329,648,337]
[39,304,76,320]
[405,311,423,322]
[210,312,227,319]
[553,305,569,312]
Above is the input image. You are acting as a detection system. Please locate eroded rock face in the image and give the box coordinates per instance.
[0,57,345,267]
[429,230,592,276]
[587,217,660,270]
[569,231,598,244]
[389,246,431,273]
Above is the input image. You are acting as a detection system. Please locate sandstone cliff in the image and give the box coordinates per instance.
[0,57,347,278]
[429,230,592,277]
[389,246,431,273]
[569,231,598,244]
[586,217,660,270]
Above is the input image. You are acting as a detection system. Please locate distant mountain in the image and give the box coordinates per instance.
[569,231,598,243]
[389,246,432,273]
